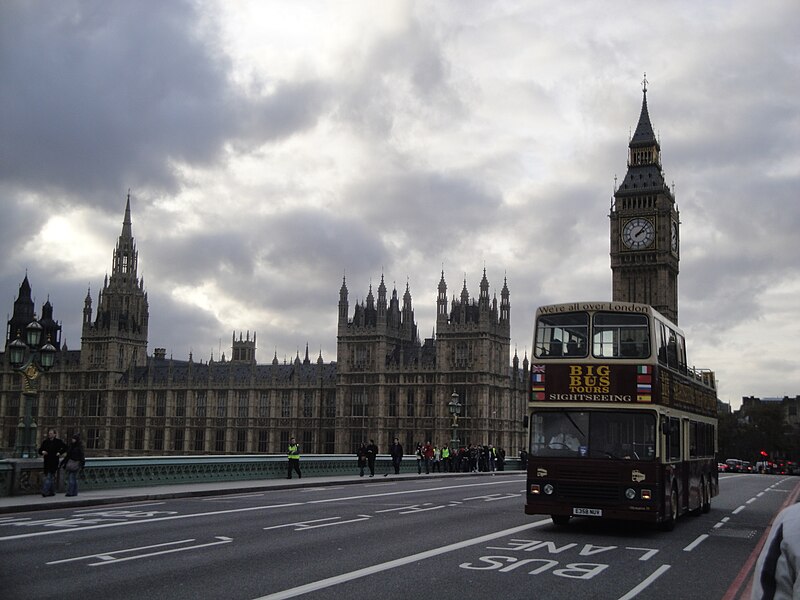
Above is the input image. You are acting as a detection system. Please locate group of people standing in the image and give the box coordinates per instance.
[352,439,507,476]
[37,428,86,497]
[415,442,506,474]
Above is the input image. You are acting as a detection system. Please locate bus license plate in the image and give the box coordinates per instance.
[573,507,602,516]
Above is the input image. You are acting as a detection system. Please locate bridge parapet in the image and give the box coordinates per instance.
[0,455,518,496]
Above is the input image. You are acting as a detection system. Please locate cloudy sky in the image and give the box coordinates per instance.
[1,1,798,409]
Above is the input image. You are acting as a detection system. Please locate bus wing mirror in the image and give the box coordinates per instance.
[661,421,670,435]
[523,415,529,428]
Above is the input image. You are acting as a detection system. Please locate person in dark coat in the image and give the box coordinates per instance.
[389,437,404,475]
[365,439,378,477]
[38,428,67,497]
[357,442,368,477]
[60,432,85,497]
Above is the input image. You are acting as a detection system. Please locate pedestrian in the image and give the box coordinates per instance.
[422,441,433,474]
[389,437,404,475]
[415,443,423,474]
[60,432,85,497]
[496,447,506,471]
[356,442,368,477]
[441,444,451,472]
[432,445,441,472]
[366,439,378,477]
[752,501,800,599]
[287,436,301,479]
[38,428,66,497]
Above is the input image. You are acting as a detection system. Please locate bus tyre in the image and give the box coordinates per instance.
[660,487,678,531]
[551,515,570,527]
[701,479,711,514]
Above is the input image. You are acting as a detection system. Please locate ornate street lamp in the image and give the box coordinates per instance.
[8,319,57,458]
[448,391,462,451]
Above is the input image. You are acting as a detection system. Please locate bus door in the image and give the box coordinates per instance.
[662,416,681,514]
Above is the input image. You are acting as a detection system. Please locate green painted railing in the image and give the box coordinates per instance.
[1,456,521,496]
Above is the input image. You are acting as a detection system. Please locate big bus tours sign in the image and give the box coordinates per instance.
[531,363,716,417]
[532,363,652,404]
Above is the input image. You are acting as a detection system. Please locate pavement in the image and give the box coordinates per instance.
[0,469,523,514]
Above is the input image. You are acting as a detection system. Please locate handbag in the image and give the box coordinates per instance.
[65,459,81,472]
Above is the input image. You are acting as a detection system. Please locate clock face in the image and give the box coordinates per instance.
[622,217,655,250]
[671,221,678,253]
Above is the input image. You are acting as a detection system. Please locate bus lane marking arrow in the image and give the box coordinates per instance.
[46,536,233,567]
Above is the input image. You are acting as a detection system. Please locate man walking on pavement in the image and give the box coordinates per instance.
[287,436,301,479]
[366,439,378,477]
[38,428,66,497]
[388,437,404,475]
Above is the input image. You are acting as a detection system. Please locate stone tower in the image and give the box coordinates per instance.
[609,78,680,323]
[81,193,149,373]
[435,270,511,421]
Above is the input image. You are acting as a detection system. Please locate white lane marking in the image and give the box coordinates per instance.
[47,538,195,564]
[48,536,233,566]
[0,503,301,541]
[683,534,709,552]
[617,564,671,600]
[732,506,746,514]
[74,501,167,512]
[264,516,372,531]
[0,479,523,542]
[202,493,265,502]
[746,498,757,504]
[252,519,551,600]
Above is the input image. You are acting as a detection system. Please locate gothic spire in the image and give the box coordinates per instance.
[630,73,658,149]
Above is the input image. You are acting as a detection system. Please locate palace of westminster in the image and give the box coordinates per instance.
[0,84,689,458]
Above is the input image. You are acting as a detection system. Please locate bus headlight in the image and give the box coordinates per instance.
[625,488,636,500]
[531,484,540,495]
[641,489,652,500]
[543,484,554,495]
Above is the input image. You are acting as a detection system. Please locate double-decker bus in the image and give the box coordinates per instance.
[524,301,718,530]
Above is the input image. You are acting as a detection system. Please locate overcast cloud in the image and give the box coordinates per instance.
[1,0,798,408]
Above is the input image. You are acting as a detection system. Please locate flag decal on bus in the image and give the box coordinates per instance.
[637,365,652,402]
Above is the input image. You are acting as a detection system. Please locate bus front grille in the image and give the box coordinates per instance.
[559,466,619,484]
[558,482,619,502]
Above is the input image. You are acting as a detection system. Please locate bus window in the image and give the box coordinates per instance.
[666,328,679,370]
[529,411,655,460]
[534,312,588,358]
[592,312,650,358]
[657,322,668,364]
[676,334,687,373]
[588,411,655,460]
[529,411,589,457]
[666,417,681,462]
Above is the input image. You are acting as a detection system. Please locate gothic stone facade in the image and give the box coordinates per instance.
[1,198,528,457]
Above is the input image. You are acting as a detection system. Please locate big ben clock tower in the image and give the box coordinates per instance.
[610,76,680,324]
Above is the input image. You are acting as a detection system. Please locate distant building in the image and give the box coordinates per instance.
[1,195,528,456]
[739,395,800,428]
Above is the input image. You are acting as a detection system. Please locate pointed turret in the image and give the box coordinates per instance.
[7,274,35,345]
[338,274,349,326]
[437,270,448,326]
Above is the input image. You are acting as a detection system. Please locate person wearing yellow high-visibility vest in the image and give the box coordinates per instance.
[441,444,451,472]
[287,437,301,479]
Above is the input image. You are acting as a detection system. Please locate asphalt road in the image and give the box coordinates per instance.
[0,472,797,600]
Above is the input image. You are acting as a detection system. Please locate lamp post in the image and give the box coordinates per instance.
[448,391,462,451]
[8,319,57,458]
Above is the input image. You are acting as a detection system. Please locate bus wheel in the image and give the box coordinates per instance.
[660,486,678,531]
[551,515,570,527]
[701,478,711,514]
[691,478,705,516]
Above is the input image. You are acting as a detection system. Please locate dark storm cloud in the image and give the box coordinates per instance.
[0,0,328,207]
